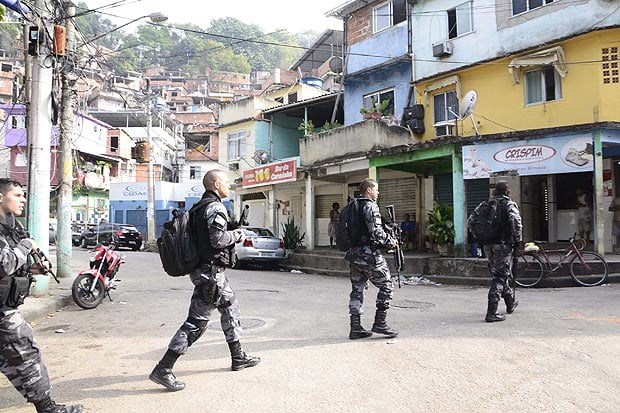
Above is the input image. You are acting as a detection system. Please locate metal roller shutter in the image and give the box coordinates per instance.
[466,179,490,215]
[315,194,344,219]
[377,177,417,222]
[434,174,453,206]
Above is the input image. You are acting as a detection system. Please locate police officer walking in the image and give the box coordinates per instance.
[346,178,398,340]
[471,181,522,322]
[150,170,260,391]
[0,179,83,413]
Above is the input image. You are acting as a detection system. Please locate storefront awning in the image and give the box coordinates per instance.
[508,46,568,84]
[423,75,461,105]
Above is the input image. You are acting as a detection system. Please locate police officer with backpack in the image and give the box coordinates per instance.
[468,181,522,323]
[344,178,399,339]
[0,179,84,413]
[150,170,260,391]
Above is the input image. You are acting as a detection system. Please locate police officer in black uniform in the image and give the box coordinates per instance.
[150,170,260,391]
[346,178,399,340]
[0,179,83,413]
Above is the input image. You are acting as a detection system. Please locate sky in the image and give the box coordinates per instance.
[84,0,344,34]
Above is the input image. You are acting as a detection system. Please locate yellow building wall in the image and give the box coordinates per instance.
[218,120,255,180]
[416,28,620,140]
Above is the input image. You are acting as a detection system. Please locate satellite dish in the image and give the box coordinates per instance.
[328,56,344,74]
[460,90,477,118]
[252,149,270,165]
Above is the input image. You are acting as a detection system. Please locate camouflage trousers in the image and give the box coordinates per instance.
[168,270,242,355]
[0,310,51,403]
[484,244,515,304]
[349,260,394,316]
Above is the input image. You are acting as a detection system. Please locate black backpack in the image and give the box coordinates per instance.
[335,199,368,251]
[157,198,213,277]
[468,197,507,243]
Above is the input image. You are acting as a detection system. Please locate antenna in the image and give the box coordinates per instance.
[459,90,480,136]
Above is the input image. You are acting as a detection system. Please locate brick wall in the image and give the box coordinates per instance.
[346,0,386,45]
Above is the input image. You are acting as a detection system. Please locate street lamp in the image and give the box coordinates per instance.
[78,12,168,47]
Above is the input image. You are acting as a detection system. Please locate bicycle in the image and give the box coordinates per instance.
[514,235,608,287]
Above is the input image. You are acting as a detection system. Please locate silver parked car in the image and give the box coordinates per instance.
[232,227,285,269]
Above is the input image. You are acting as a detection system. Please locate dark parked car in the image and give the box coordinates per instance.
[79,222,142,251]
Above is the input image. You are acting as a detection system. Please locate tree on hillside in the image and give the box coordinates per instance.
[74,1,122,50]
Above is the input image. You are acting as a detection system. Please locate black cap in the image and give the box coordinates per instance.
[495,180,509,194]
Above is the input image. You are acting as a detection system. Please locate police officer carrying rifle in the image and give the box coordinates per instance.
[150,170,260,391]
[346,178,399,340]
[0,179,83,413]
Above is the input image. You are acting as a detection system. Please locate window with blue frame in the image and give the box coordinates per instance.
[372,0,407,34]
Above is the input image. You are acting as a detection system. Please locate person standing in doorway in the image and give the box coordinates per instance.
[345,178,398,340]
[609,196,620,251]
[576,188,593,242]
[400,213,417,251]
[328,202,340,248]
[149,170,260,392]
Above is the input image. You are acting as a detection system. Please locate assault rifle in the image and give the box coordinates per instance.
[384,205,404,288]
[30,249,60,284]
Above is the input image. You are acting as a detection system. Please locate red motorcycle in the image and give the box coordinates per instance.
[72,243,125,309]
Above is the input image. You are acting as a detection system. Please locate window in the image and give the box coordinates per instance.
[110,136,118,153]
[372,0,407,34]
[512,0,554,15]
[363,89,395,115]
[447,2,473,39]
[433,90,459,136]
[524,65,562,105]
[288,92,297,104]
[227,130,246,160]
[11,116,17,129]
[189,165,201,180]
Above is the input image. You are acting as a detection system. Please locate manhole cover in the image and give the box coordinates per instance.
[392,300,435,310]
[207,318,266,330]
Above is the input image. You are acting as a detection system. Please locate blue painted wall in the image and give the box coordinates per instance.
[254,120,271,155]
[347,23,408,74]
[344,60,411,125]
[271,114,304,160]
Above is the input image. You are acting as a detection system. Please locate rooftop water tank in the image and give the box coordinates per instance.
[301,77,323,89]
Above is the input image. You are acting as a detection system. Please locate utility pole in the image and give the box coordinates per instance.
[146,94,156,244]
[27,0,53,259]
[57,0,76,278]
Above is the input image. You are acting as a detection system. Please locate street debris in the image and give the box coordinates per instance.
[54,329,65,334]
[290,269,304,274]
[387,339,397,345]
[403,276,441,286]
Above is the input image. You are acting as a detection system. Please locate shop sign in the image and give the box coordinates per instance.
[242,159,297,188]
[462,134,593,179]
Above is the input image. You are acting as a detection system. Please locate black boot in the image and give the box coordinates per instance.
[504,294,519,314]
[149,349,185,391]
[35,397,84,413]
[349,314,373,340]
[228,341,261,371]
[371,309,398,338]
[485,301,506,322]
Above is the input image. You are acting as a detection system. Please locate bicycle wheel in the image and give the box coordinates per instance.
[514,254,545,287]
[570,252,608,287]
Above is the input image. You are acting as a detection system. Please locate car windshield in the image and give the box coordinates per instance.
[243,227,274,237]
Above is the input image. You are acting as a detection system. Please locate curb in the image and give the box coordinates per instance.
[21,290,74,322]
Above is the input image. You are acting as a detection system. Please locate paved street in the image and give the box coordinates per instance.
[2,249,620,412]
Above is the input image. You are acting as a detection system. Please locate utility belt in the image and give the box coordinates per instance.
[0,275,32,308]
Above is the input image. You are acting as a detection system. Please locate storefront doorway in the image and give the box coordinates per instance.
[520,175,549,242]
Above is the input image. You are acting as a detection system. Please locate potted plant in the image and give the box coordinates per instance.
[360,98,391,120]
[281,216,305,254]
[427,201,455,256]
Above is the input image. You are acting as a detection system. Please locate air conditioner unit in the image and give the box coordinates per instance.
[229,162,239,171]
[434,123,456,137]
[432,41,453,58]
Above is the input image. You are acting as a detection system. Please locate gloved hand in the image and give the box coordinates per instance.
[232,229,244,243]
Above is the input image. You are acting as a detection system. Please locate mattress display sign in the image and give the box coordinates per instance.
[242,159,297,188]
[462,135,594,179]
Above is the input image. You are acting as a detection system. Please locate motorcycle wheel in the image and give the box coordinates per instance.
[72,274,106,309]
